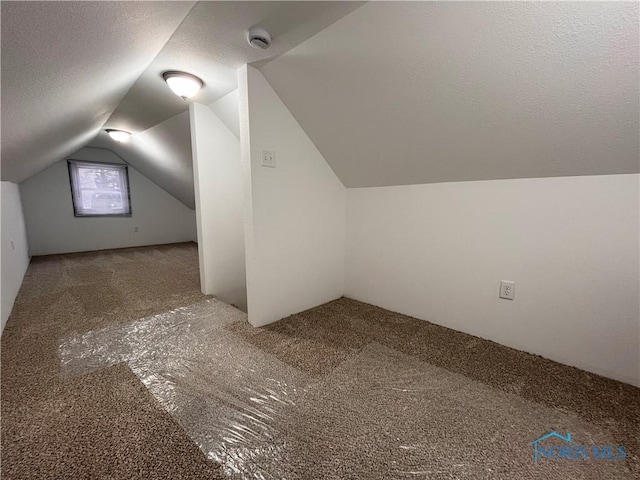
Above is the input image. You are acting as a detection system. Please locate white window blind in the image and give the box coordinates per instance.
[68,160,131,216]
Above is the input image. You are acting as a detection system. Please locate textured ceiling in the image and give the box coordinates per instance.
[0,1,195,183]
[1,0,363,206]
[260,2,640,187]
[4,1,636,199]
[94,1,362,208]
[105,1,365,133]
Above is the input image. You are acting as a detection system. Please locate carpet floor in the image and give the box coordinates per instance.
[2,243,223,479]
[2,242,639,479]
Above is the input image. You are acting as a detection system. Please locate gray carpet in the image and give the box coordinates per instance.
[3,242,639,479]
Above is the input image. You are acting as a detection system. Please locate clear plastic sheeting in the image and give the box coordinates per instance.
[59,299,633,479]
[60,299,311,479]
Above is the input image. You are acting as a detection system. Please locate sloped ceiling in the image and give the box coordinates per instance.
[89,90,241,209]
[1,1,364,206]
[0,1,195,183]
[89,112,195,208]
[5,2,635,200]
[106,1,366,134]
[92,1,363,208]
[260,2,640,187]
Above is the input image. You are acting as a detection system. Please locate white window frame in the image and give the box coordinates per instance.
[67,160,132,217]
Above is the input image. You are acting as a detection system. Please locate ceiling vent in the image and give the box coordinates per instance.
[247,27,271,50]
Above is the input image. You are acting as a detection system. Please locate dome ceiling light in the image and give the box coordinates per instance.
[106,129,131,142]
[162,71,203,100]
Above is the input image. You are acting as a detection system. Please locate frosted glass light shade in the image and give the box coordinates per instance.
[163,71,203,100]
[106,129,131,142]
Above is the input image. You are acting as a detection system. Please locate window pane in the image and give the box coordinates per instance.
[68,160,131,216]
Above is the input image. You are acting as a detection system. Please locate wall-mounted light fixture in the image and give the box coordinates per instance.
[106,129,132,142]
[162,71,203,100]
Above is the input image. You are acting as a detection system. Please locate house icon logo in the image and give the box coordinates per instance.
[529,432,573,463]
[529,431,627,463]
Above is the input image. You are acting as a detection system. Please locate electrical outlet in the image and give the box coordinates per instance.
[261,150,276,168]
[499,280,515,300]
[134,226,139,233]
[10,240,15,251]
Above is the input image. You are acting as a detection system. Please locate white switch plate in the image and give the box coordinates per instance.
[262,150,276,168]
[499,280,515,300]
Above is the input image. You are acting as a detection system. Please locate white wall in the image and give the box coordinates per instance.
[190,101,247,311]
[209,90,240,139]
[345,174,640,387]
[1,182,30,332]
[21,148,197,256]
[239,65,346,327]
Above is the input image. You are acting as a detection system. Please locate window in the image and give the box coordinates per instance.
[68,160,131,216]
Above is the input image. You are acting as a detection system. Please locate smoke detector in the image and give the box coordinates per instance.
[247,27,271,50]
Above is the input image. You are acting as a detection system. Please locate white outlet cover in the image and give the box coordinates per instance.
[499,280,515,300]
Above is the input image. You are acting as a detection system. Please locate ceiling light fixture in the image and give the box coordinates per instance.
[106,129,131,142]
[162,71,203,100]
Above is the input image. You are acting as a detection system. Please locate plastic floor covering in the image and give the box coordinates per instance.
[59,298,637,480]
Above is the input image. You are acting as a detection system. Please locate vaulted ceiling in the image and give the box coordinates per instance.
[2,1,638,206]
[1,1,364,206]
[1,1,194,184]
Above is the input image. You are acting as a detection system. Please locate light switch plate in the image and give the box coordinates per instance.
[262,150,276,168]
